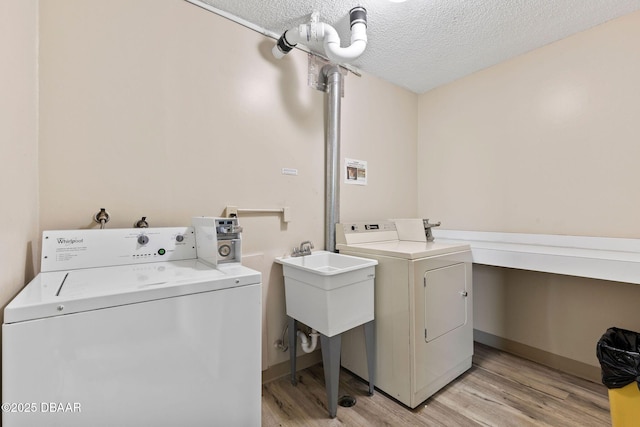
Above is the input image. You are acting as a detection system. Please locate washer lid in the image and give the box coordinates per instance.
[337,240,470,260]
[4,260,260,324]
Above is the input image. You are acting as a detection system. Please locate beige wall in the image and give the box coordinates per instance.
[38,0,418,369]
[418,11,640,370]
[0,1,39,316]
[418,11,640,238]
[341,70,418,222]
[14,0,636,380]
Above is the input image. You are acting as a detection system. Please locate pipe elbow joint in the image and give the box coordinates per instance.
[325,39,367,63]
[297,330,318,353]
[273,7,367,63]
[323,8,368,63]
[297,330,309,345]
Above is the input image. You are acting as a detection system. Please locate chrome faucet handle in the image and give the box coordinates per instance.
[422,219,441,228]
[422,219,441,242]
[296,241,313,256]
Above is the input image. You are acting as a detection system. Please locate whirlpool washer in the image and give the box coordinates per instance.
[2,225,261,427]
[336,219,472,408]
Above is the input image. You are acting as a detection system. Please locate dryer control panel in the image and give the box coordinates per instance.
[336,221,398,245]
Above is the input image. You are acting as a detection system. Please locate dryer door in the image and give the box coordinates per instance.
[424,263,468,342]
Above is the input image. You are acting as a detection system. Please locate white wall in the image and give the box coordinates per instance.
[37,0,418,370]
[418,10,640,372]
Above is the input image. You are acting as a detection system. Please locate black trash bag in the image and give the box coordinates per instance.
[596,327,640,390]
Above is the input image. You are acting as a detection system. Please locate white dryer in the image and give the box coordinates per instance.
[2,224,261,427]
[336,219,472,408]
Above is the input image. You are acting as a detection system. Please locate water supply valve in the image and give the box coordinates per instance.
[134,216,149,228]
[93,208,110,229]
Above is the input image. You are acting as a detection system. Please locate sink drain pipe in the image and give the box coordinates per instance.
[297,329,320,353]
[325,65,342,252]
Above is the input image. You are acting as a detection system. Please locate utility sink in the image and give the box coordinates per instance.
[276,251,377,337]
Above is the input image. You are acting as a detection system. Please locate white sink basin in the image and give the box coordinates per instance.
[276,251,377,336]
[277,251,377,285]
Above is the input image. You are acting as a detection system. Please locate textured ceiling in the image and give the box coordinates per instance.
[192,0,640,94]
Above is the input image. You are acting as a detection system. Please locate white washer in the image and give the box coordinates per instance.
[336,219,472,408]
[2,226,261,427]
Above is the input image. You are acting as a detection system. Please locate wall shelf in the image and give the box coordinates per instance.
[434,229,640,285]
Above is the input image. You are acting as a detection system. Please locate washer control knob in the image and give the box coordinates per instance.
[138,235,149,245]
[176,235,184,243]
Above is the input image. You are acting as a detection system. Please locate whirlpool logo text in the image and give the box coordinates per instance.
[57,238,84,245]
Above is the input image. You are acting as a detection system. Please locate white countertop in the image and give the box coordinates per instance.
[434,229,640,285]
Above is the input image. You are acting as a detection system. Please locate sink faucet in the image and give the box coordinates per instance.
[292,241,314,257]
[423,219,441,242]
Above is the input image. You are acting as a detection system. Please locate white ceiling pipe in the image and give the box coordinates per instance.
[272,7,367,64]
[323,21,367,63]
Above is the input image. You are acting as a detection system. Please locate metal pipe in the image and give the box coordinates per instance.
[324,66,342,252]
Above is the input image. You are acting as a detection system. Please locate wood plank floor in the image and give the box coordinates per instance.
[262,342,611,426]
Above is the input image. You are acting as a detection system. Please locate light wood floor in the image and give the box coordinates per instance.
[262,342,610,426]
